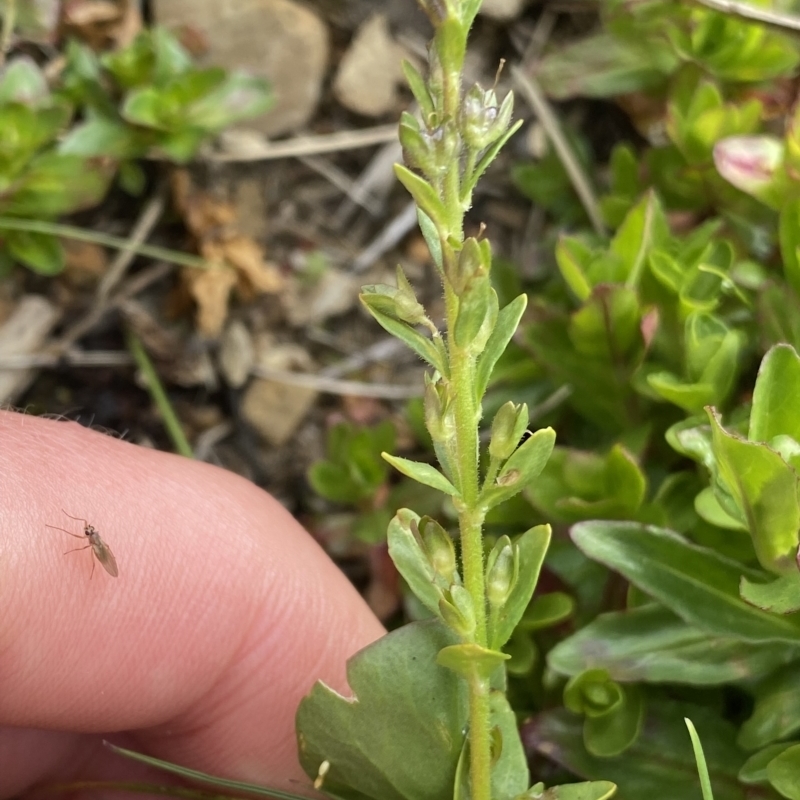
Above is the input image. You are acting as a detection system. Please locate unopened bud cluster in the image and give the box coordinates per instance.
[489,402,529,462]
[485,535,520,610]
[461,83,514,152]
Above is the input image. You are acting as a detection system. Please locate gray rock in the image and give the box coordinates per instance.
[479,0,528,20]
[152,0,329,136]
[333,13,405,118]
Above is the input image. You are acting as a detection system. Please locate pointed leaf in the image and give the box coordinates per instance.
[610,191,667,290]
[465,120,524,198]
[480,428,556,509]
[417,208,442,273]
[475,293,527,399]
[708,407,800,575]
[488,524,551,649]
[401,61,434,118]
[520,592,575,632]
[571,520,800,644]
[6,229,63,274]
[749,344,800,444]
[394,164,447,229]
[383,453,459,497]
[555,235,593,301]
[360,291,447,375]
[387,509,443,615]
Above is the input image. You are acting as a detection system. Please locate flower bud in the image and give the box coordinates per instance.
[439,585,476,638]
[449,236,490,295]
[713,135,785,209]
[489,402,529,462]
[419,515,458,585]
[461,83,514,151]
[400,112,460,183]
[424,374,456,444]
[486,536,518,609]
[394,265,427,325]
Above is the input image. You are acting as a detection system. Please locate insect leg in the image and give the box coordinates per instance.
[64,544,92,555]
[61,509,90,527]
[46,524,85,539]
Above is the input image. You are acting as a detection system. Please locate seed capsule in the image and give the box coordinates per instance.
[47,510,119,578]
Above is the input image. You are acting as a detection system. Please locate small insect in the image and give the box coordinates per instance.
[46,510,119,578]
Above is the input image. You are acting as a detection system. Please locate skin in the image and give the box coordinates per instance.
[0,410,385,799]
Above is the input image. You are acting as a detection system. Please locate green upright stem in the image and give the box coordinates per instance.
[446,281,492,800]
[427,13,498,800]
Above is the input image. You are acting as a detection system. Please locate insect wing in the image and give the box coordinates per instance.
[91,535,119,577]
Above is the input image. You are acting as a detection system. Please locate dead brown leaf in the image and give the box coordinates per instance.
[223,235,282,294]
[61,0,141,49]
[63,0,120,26]
[61,238,108,286]
[171,170,283,336]
[185,265,238,337]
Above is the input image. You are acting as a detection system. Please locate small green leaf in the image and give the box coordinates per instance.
[383,453,459,497]
[583,684,644,758]
[417,208,443,273]
[708,407,800,575]
[534,31,676,100]
[436,642,510,680]
[0,57,49,104]
[611,191,667,290]
[394,164,447,231]
[481,428,556,509]
[750,344,800,444]
[360,289,447,375]
[488,524,551,649]
[564,670,644,758]
[59,116,146,159]
[402,60,435,118]
[454,273,492,349]
[685,719,715,800]
[767,743,800,799]
[465,119,524,198]
[6,230,63,274]
[519,592,575,631]
[387,509,446,615]
[475,293,527,399]
[556,235,593,301]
